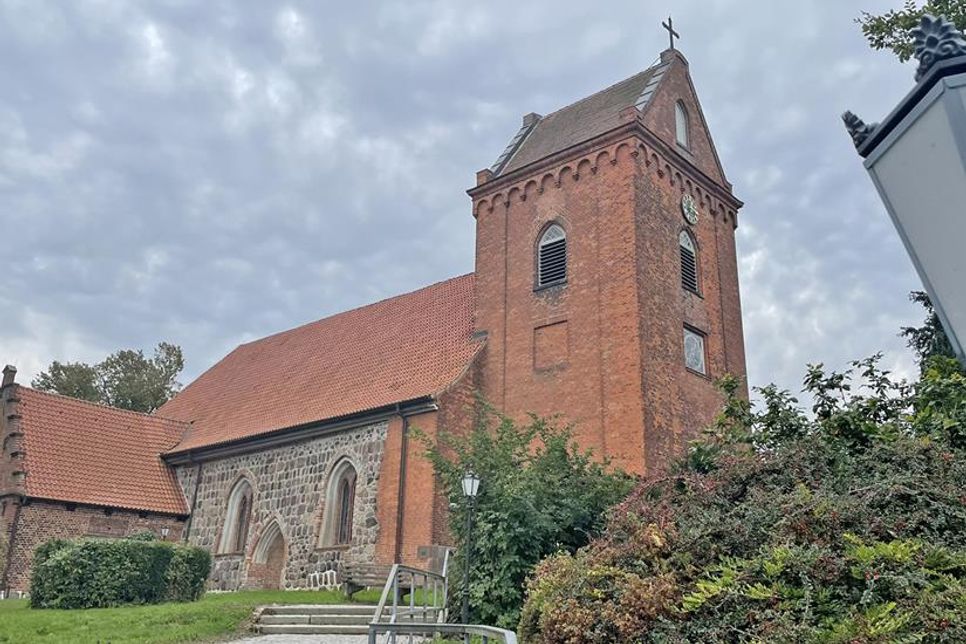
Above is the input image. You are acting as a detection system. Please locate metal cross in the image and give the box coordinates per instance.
[662,16,680,50]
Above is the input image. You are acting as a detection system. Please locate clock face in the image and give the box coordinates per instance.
[681,194,699,225]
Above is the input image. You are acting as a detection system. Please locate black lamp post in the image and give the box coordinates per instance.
[460,470,480,625]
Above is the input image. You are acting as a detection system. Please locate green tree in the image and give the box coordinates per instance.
[31,342,184,413]
[901,290,960,373]
[30,361,100,403]
[418,401,634,629]
[858,0,966,61]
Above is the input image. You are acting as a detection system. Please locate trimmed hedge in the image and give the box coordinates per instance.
[30,536,211,609]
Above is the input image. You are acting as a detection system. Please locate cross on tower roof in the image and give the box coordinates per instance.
[662,16,680,50]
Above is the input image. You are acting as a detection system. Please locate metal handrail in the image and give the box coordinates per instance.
[371,559,449,630]
[369,549,516,644]
[368,622,518,644]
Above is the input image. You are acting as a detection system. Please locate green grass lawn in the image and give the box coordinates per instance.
[0,589,381,644]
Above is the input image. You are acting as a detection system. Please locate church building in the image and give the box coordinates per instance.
[0,45,745,594]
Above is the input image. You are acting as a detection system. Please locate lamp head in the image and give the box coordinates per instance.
[461,471,480,498]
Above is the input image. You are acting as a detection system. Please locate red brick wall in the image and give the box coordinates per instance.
[372,353,481,569]
[473,148,649,474]
[3,500,185,593]
[470,53,746,477]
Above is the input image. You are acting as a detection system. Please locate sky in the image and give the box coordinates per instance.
[0,0,929,405]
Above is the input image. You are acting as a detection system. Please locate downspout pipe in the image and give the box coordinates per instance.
[393,404,410,564]
[181,461,203,543]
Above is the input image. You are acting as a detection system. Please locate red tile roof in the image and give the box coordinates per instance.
[18,387,189,514]
[498,67,663,175]
[161,273,481,454]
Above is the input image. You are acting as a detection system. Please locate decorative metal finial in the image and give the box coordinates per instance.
[662,16,680,51]
[912,14,966,81]
[842,110,878,149]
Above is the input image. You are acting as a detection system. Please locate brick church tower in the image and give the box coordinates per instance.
[469,48,746,475]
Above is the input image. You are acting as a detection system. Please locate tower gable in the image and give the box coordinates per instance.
[638,50,729,187]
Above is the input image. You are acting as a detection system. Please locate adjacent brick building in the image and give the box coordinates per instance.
[1,45,745,594]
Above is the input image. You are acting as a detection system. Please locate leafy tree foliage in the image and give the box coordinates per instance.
[520,357,966,642]
[858,0,966,62]
[30,361,101,404]
[418,402,634,629]
[902,291,960,373]
[31,342,184,413]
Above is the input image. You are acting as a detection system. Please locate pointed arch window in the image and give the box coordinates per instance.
[321,460,357,547]
[675,101,690,149]
[219,479,253,554]
[680,230,699,293]
[537,224,567,288]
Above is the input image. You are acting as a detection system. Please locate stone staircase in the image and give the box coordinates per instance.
[255,604,381,636]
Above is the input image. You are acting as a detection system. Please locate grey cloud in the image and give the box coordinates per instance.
[0,0,927,405]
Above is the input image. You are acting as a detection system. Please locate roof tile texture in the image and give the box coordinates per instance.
[500,69,656,174]
[18,387,189,514]
[160,273,481,453]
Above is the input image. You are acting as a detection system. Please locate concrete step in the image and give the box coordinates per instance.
[260,613,377,626]
[258,624,370,636]
[261,603,376,616]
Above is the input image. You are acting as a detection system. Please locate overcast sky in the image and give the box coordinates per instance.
[0,0,928,403]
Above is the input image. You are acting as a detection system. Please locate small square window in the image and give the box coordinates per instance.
[683,327,707,375]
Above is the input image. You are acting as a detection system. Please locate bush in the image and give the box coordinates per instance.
[30,536,210,609]
[418,400,634,629]
[520,357,966,642]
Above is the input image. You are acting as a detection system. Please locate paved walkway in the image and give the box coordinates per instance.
[230,636,368,644]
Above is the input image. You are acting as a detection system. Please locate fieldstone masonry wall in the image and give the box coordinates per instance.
[177,421,387,590]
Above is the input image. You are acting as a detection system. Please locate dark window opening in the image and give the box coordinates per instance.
[538,224,567,287]
[680,231,699,293]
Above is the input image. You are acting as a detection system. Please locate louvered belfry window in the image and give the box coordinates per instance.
[538,224,567,287]
[680,231,699,293]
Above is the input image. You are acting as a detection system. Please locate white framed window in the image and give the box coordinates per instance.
[537,224,567,287]
[675,101,690,149]
[684,327,707,375]
[219,479,253,554]
[679,230,699,293]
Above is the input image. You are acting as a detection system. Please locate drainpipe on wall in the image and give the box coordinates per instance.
[393,405,410,564]
[181,461,203,543]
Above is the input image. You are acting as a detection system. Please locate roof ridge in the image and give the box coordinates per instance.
[537,64,658,122]
[238,272,475,348]
[20,385,190,426]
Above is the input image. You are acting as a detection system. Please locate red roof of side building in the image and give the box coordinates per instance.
[160,273,482,455]
[17,387,189,515]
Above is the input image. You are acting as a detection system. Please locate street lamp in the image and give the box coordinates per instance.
[460,471,480,626]
[844,14,966,369]
[160,527,170,541]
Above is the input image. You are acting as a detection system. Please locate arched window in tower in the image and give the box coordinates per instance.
[537,224,567,288]
[680,230,699,293]
[219,478,253,554]
[320,459,357,547]
[675,101,690,149]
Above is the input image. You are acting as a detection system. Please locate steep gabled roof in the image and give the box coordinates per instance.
[160,273,481,454]
[17,387,189,514]
[493,59,671,176]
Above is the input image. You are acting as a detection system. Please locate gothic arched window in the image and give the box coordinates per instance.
[675,101,690,149]
[537,224,567,288]
[680,230,699,293]
[219,479,253,554]
[321,460,357,546]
